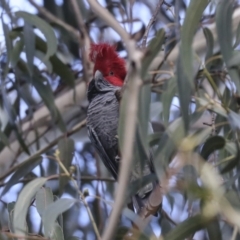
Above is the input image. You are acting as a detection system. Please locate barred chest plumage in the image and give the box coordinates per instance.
[87,78,120,179]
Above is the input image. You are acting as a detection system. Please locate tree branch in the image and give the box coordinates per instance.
[0,174,115,188]
[0,81,87,179]
[141,0,164,48]
[28,0,79,39]
[69,0,92,83]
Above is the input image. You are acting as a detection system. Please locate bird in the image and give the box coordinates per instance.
[86,43,162,218]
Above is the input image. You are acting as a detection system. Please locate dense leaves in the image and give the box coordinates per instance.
[0,0,240,240]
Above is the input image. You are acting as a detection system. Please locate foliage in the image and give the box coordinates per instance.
[0,0,240,239]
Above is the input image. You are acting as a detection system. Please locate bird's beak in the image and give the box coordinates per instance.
[94,70,103,80]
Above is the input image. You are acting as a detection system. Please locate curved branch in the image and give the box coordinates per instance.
[0,81,87,178]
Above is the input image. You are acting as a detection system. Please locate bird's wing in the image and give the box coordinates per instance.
[88,126,119,179]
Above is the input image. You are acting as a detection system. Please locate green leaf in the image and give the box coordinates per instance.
[32,75,66,132]
[11,28,75,88]
[58,138,74,195]
[12,125,30,155]
[203,27,214,69]
[35,187,54,217]
[141,28,165,79]
[50,223,64,240]
[15,11,57,60]
[200,136,225,160]
[216,0,233,63]
[221,141,240,174]
[176,58,191,134]
[148,132,164,147]
[2,20,11,70]
[42,198,75,238]
[228,51,240,67]
[206,219,222,240]
[216,1,240,93]
[13,178,47,237]
[234,21,240,48]
[7,202,15,233]
[114,226,130,240]
[67,237,80,240]
[0,130,10,148]
[162,77,177,126]
[138,84,151,147]
[1,156,42,197]
[165,215,212,240]
[160,215,173,236]
[177,0,209,133]
[23,21,35,76]
[35,50,53,73]
[228,110,240,130]
[10,37,24,68]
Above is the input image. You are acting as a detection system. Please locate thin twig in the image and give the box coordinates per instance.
[87,0,129,44]
[0,119,86,182]
[141,0,164,48]
[55,150,102,240]
[0,232,47,240]
[28,0,79,39]
[69,0,92,83]
[0,174,115,188]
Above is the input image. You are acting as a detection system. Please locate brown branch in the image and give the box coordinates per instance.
[0,119,86,182]
[28,0,79,39]
[69,0,92,83]
[0,174,115,188]
[141,0,164,48]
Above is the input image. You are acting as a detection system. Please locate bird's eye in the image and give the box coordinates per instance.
[109,71,114,76]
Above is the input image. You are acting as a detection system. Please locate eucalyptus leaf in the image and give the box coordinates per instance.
[141,28,165,79]
[42,198,75,238]
[177,0,209,133]
[162,77,177,126]
[165,215,212,240]
[7,202,15,233]
[58,138,74,195]
[10,37,24,68]
[200,136,225,160]
[15,11,57,60]
[23,21,35,76]
[203,27,214,69]
[32,75,66,132]
[1,156,42,197]
[13,178,47,237]
[50,223,64,240]
[35,187,54,217]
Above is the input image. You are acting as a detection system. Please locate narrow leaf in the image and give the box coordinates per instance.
[10,37,24,68]
[162,77,177,125]
[165,215,212,240]
[200,136,225,160]
[58,138,74,194]
[15,11,57,60]
[23,21,35,76]
[7,202,15,233]
[42,198,75,238]
[13,178,47,237]
[141,28,165,78]
[177,0,209,133]
[35,187,54,217]
[1,156,42,197]
[203,27,214,69]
